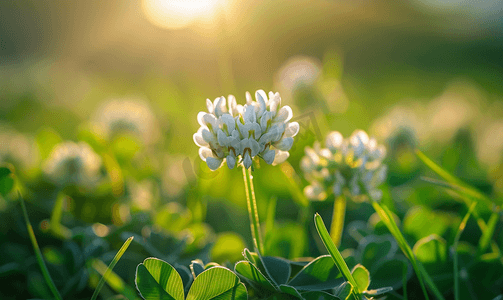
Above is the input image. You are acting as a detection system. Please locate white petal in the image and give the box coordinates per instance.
[228,95,237,116]
[284,122,299,138]
[245,91,253,105]
[243,152,252,169]
[226,155,236,169]
[275,106,293,123]
[214,96,228,117]
[274,137,294,151]
[217,129,228,145]
[258,132,272,145]
[268,123,286,142]
[272,150,289,165]
[255,90,267,116]
[243,105,256,123]
[260,111,273,132]
[250,122,262,139]
[263,149,275,165]
[268,92,281,113]
[206,157,222,170]
[206,99,214,114]
[221,114,236,133]
[231,129,240,139]
[197,112,207,127]
[202,113,218,129]
[199,147,213,161]
[202,129,217,144]
[249,139,260,156]
[193,129,208,147]
[238,122,250,139]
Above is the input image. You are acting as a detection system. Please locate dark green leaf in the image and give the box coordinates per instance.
[262,256,292,285]
[235,261,277,292]
[288,255,342,291]
[190,260,205,278]
[279,285,303,299]
[302,291,341,300]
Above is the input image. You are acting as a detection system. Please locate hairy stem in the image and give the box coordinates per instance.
[242,165,264,254]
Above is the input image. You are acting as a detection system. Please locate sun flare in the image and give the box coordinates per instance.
[141,0,221,29]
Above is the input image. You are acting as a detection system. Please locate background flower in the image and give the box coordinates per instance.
[43,141,102,188]
[301,130,387,201]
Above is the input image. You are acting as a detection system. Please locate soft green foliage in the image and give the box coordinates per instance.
[0,167,14,197]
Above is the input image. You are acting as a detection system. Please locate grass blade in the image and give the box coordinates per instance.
[330,194,346,247]
[314,213,359,294]
[50,192,71,239]
[453,202,477,300]
[477,211,499,256]
[371,201,434,300]
[91,259,140,300]
[416,150,496,207]
[19,192,63,300]
[91,236,134,300]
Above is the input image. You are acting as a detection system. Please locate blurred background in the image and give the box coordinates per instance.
[1,0,503,298]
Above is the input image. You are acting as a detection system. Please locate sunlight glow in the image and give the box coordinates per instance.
[142,0,221,29]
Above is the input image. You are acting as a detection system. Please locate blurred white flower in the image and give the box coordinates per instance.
[0,124,39,171]
[92,98,160,145]
[43,141,102,188]
[193,90,299,170]
[274,56,322,96]
[370,102,428,143]
[301,130,387,201]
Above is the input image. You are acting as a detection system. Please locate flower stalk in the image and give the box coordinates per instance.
[330,194,346,247]
[242,165,264,254]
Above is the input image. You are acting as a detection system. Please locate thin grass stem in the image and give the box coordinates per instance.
[90,236,134,300]
[19,192,62,300]
[454,202,477,300]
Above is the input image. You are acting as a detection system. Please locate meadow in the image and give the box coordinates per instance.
[1,1,502,299]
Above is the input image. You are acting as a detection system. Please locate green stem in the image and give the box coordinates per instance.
[330,194,346,247]
[242,165,264,254]
[19,192,63,300]
[50,191,71,239]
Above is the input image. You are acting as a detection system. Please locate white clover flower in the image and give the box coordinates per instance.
[43,141,102,188]
[301,130,387,201]
[193,90,299,170]
[0,124,39,170]
[92,98,160,145]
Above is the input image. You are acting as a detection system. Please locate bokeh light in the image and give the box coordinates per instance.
[141,0,222,29]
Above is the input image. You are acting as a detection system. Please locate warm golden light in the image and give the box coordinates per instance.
[142,0,221,29]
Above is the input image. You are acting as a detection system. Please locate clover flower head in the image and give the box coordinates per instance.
[43,141,102,188]
[0,124,39,170]
[301,130,387,201]
[193,90,299,170]
[92,98,160,145]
